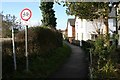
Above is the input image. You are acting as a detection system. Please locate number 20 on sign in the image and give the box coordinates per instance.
[20,8,32,21]
[20,8,32,71]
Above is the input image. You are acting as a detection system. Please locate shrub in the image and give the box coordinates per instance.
[3,27,63,57]
[81,40,94,61]
[16,27,63,54]
[3,26,64,78]
[71,40,80,46]
[89,35,118,79]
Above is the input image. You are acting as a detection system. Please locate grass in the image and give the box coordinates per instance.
[3,43,71,79]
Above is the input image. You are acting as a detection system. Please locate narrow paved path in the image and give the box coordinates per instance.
[50,41,89,79]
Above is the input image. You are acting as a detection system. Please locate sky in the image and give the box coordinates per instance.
[1,1,74,30]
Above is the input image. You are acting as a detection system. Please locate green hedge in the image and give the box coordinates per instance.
[3,43,71,78]
[16,27,63,55]
[2,27,64,78]
[81,40,94,61]
[3,27,63,57]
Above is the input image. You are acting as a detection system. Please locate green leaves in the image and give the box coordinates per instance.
[89,35,118,78]
[40,2,57,29]
[65,2,109,20]
[2,14,19,38]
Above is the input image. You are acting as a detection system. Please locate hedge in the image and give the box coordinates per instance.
[2,27,64,78]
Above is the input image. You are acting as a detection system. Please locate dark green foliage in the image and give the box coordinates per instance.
[65,37,69,42]
[113,48,120,64]
[28,44,71,78]
[2,14,20,38]
[2,41,13,76]
[2,42,71,78]
[81,40,94,61]
[16,27,63,55]
[80,34,120,79]
[64,2,110,35]
[2,27,67,78]
[65,2,109,20]
[82,40,94,49]
[55,31,63,47]
[31,27,62,48]
[2,27,12,38]
[81,40,94,54]
[2,15,13,38]
[2,40,26,78]
[2,40,25,57]
[82,35,119,79]
[71,40,80,46]
[40,2,57,29]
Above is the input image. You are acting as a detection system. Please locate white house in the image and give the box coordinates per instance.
[75,18,99,41]
[66,19,75,43]
[75,7,116,41]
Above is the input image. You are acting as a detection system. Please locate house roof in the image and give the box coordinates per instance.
[68,19,75,26]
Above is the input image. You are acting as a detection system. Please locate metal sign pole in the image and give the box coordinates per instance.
[12,26,17,70]
[20,8,32,71]
[25,25,28,71]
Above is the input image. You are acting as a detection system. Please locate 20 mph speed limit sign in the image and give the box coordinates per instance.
[20,8,32,71]
[20,8,32,21]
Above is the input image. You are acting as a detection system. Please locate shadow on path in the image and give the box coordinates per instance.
[49,41,89,79]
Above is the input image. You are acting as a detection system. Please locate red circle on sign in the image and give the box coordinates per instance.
[20,8,32,21]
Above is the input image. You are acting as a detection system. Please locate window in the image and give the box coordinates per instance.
[77,33,78,40]
[81,33,83,40]
[91,34,97,40]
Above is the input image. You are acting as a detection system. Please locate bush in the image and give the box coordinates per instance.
[16,27,63,54]
[81,40,94,61]
[2,42,71,78]
[3,26,64,78]
[2,40,26,76]
[82,40,94,49]
[71,40,80,46]
[89,36,118,79]
[3,27,63,57]
[64,37,69,42]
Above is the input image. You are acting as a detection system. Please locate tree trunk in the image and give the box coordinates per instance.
[104,16,110,46]
[104,16,109,35]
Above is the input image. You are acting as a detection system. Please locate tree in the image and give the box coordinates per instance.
[118,9,120,21]
[91,17,104,35]
[64,2,109,35]
[40,2,57,30]
[2,14,21,37]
